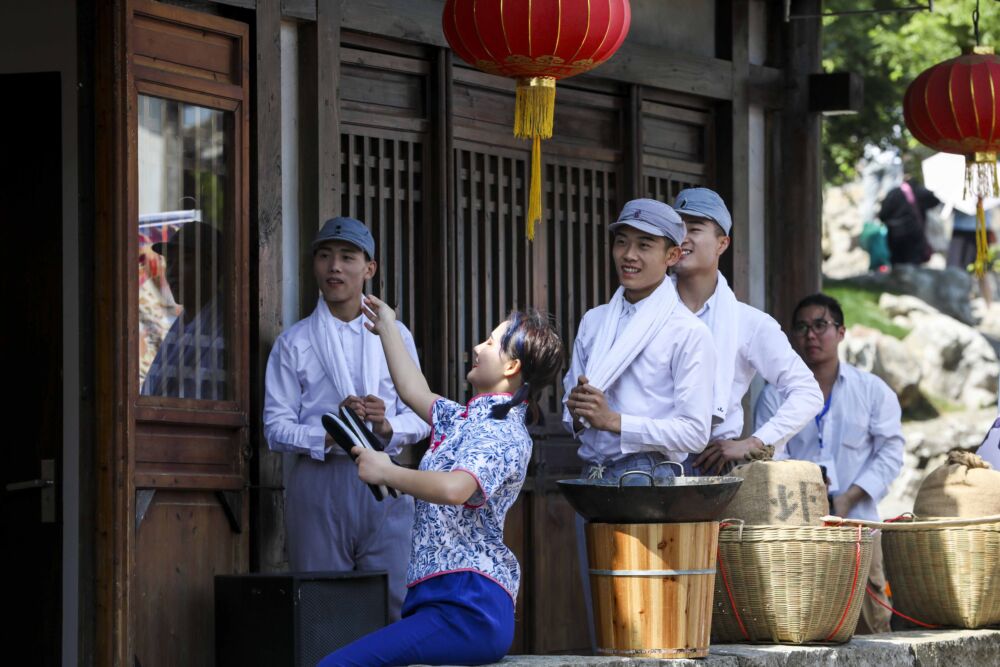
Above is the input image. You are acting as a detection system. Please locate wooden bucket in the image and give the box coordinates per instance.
[586,521,719,659]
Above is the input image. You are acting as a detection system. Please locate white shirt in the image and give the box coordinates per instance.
[692,294,823,445]
[754,363,904,521]
[263,310,430,460]
[563,299,715,464]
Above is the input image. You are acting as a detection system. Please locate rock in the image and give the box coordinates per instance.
[841,325,923,408]
[903,315,1000,409]
[836,265,975,325]
[822,182,870,279]
[976,302,1000,339]
[878,293,941,320]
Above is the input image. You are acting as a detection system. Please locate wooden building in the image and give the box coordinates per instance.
[0,0,824,664]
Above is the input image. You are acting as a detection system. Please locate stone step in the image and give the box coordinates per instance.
[419,629,1000,666]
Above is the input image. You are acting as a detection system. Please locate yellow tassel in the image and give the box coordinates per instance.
[514,77,556,140]
[515,77,555,242]
[967,155,999,277]
[975,196,990,277]
[527,136,542,241]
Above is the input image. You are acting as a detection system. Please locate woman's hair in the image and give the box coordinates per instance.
[490,309,565,420]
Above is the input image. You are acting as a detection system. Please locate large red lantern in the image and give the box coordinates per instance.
[904,45,1000,275]
[443,0,631,240]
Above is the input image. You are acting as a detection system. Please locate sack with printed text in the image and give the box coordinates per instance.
[723,447,828,525]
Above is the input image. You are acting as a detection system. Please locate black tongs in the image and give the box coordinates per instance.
[321,405,398,501]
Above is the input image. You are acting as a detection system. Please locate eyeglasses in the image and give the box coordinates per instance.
[791,319,840,337]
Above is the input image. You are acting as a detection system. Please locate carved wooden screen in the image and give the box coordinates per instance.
[642,96,714,201]
[449,68,626,411]
[339,42,435,378]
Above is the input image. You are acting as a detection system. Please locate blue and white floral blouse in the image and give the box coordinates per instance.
[407,393,532,602]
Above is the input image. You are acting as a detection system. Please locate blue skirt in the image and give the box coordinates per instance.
[317,571,515,667]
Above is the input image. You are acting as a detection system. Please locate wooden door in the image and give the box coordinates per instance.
[0,71,63,667]
[114,3,250,665]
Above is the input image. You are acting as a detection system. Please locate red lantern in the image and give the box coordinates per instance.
[904,46,1000,275]
[443,0,631,240]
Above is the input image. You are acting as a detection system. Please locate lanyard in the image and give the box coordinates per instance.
[814,390,833,450]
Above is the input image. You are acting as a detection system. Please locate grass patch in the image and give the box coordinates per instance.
[822,284,911,339]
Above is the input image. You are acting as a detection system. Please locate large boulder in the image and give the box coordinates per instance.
[903,313,1000,409]
[841,325,923,408]
[835,265,975,325]
[822,183,870,279]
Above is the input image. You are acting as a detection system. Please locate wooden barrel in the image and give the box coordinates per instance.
[586,521,719,659]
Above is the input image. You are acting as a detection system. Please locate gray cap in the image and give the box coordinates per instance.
[608,199,685,245]
[673,187,733,236]
[313,216,375,257]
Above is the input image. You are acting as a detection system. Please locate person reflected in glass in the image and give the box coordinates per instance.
[140,222,226,400]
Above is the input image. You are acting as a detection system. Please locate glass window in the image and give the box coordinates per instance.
[137,94,231,401]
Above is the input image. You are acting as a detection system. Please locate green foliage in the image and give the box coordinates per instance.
[823,0,1000,184]
[822,283,911,339]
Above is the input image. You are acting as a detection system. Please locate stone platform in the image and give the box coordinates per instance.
[424,629,1000,666]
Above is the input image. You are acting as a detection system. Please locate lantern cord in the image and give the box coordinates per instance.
[974,0,981,46]
[515,77,556,242]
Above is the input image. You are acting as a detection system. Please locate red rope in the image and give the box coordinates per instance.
[824,525,863,642]
[716,545,750,640]
[865,585,939,629]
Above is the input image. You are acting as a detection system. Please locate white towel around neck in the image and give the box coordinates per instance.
[701,271,739,423]
[579,277,681,393]
[308,297,382,408]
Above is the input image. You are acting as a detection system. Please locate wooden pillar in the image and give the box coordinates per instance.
[769,0,823,328]
[251,0,284,573]
[297,0,341,318]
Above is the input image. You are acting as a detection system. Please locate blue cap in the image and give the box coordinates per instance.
[313,216,375,258]
[608,199,686,245]
[673,188,733,236]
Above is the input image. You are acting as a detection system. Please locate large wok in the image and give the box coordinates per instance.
[558,465,743,524]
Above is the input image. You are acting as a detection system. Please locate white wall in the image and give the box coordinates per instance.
[0,2,79,665]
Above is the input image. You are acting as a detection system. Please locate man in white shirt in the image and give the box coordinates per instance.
[563,198,715,480]
[755,292,904,634]
[264,217,430,621]
[670,188,823,474]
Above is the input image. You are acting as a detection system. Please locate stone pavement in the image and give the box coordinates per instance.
[420,629,1000,666]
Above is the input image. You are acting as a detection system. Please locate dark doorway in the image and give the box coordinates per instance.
[0,71,63,667]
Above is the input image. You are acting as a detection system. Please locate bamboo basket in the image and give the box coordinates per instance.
[824,515,1000,628]
[586,521,719,659]
[712,523,873,644]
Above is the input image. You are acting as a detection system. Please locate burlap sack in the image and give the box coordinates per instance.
[913,450,1000,518]
[723,447,829,525]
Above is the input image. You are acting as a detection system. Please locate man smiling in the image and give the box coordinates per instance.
[671,188,823,475]
[563,198,715,481]
[263,216,430,621]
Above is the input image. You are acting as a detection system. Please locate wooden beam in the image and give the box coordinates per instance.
[250,0,284,573]
[282,0,790,104]
[296,0,342,318]
[769,0,823,328]
[730,0,751,304]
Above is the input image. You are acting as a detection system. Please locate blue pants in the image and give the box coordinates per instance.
[318,571,514,667]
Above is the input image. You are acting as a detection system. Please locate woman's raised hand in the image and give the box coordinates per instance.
[362,294,397,336]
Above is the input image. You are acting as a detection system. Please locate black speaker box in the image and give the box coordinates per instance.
[215,571,389,667]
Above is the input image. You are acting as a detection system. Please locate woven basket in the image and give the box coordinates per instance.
[712,523,873,644]
[825,515,1000,628]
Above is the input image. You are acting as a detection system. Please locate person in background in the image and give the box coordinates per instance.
[877,178,940,266]
[669,187,823,475]
[755,293,904,634]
